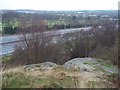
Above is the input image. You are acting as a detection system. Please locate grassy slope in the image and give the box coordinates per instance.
[1,55,118,88]
[1,62,118,88]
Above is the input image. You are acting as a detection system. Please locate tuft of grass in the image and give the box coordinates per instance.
[101,63,113,68]
[86,81,112,88]
[31,77,62,88]
[86,81,96,88]
[84,62,98,65]
[102,73,118,83]
[2,72,31,88]
[56,76,74,88]
[42,80,63,88]
[1,55,11,62]
[96,59,114,68]
[53,66,74,73]
[93,66,106,72]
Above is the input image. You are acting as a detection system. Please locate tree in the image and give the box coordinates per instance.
[11,15,67,66]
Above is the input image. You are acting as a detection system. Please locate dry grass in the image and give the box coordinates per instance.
[1,63,118,88]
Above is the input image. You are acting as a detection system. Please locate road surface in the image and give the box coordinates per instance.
[0,27,92,56]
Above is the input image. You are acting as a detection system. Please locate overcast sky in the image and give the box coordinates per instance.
[0,0,119,10]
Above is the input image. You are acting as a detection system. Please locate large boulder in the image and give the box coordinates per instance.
[63,58,118,73]
[24,62,57,71]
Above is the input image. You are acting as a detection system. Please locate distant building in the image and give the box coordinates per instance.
[101,15,109,18]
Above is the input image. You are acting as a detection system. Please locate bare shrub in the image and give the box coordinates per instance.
[64,30,94,59]
[63,23,118,66]
[9,16,69,66]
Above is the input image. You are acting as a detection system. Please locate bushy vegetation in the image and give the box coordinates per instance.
[3,21,118,69]
[63,22,118,65]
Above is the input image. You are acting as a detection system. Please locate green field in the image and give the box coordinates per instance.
[47,20,68,28]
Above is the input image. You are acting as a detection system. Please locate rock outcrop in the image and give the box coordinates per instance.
[2,58,118,88]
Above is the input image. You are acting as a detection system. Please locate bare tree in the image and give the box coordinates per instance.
[11,15,67,66]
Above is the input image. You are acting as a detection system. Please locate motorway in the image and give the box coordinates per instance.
[0,27,92,56]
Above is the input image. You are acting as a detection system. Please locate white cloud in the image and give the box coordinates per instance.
[0,0,119,10]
